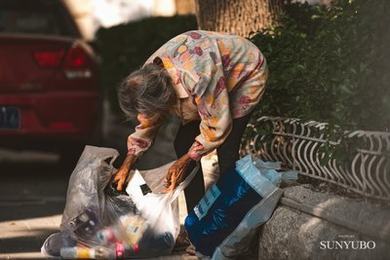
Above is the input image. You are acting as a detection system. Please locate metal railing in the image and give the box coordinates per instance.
[241,116,390,201]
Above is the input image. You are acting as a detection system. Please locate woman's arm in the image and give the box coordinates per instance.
[127,113,162,156]
[113,153,137,191]
[114,113,163,191]
[164,153,193,192]
[189,76,233,160]
[164,76,233,191]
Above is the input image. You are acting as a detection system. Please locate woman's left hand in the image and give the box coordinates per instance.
[165,153,193,192]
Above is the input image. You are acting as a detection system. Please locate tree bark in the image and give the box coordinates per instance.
[195,0,282,37]
[175,0,196,15]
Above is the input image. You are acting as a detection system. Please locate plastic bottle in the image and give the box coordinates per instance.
[120,242,140,258]
[60,246,115,259]
[97,215,148,247]
[94,246,116,259]
[96,227,118,245]
[119,215,148,245]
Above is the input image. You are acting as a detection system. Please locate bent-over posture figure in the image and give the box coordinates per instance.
[114,30,268,212]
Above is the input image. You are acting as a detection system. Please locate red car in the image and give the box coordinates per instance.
[0,0,102,160]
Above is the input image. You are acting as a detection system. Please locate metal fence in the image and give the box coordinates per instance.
[241,116,390,201]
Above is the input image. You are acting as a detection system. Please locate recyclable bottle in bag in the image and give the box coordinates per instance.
[42,145,198,259]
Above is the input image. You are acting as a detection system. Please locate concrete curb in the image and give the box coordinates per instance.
[281,185,390,242]
[257,185,390,260]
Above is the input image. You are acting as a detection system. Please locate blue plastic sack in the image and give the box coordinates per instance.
[185,155,284,259]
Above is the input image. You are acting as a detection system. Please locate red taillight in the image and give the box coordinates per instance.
[63,45,93,79]
[33,50,65,68]
[33,44,94,79]
[63,45,88,69]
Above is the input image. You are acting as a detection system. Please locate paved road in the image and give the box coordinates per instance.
[0,152,67,259]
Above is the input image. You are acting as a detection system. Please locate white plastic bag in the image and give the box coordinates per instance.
[123,162,197,257]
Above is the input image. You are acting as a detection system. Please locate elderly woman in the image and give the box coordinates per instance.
[114,30,268,212]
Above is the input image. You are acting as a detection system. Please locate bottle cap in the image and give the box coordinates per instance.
[116,242,125,259]
[133,243,140,254]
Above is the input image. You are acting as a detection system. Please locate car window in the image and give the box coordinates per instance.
[0,0,80,37]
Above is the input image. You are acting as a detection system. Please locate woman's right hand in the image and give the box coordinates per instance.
[113,154,137,191]
[113,168,130,192]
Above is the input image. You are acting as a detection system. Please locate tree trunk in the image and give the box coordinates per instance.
[175,0,196,15]
[195,0,282,37]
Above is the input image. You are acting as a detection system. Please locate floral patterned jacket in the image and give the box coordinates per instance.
[127,30,268,160]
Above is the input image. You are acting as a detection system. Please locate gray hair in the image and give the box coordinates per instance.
[118,63,176,120]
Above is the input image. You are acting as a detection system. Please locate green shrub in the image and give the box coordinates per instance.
[95,15,197,113]
[251,0,390,131]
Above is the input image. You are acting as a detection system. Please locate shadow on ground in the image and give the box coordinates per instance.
[0,158,67,255]
[0,228,59,254]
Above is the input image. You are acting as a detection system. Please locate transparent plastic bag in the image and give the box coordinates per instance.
[60,146,122,241]
[43,145,197,259]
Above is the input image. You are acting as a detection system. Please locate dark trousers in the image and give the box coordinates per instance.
[173,113,253,212]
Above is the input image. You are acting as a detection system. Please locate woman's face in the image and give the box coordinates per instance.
[136,112,161,126]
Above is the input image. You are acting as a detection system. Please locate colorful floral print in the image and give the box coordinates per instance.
[127,30,268,159]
